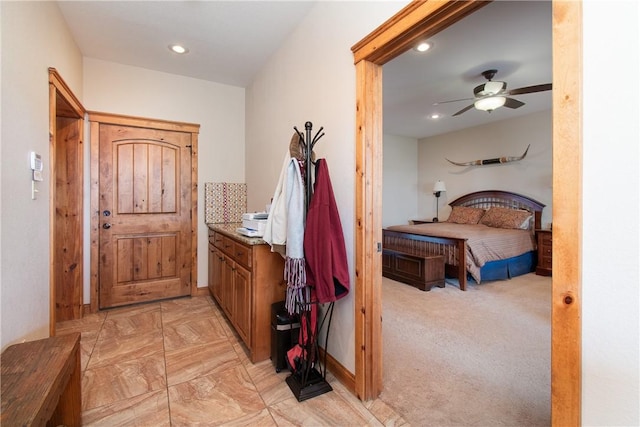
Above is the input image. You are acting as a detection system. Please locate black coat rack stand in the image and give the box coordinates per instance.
[285,121,335,401]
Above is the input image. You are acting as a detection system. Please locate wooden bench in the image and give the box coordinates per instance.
[382,248,445,291]
[1,333,81,426]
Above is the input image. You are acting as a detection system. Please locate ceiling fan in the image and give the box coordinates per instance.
[435,69,552,116]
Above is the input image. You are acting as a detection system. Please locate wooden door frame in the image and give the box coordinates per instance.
[49,68,86,334]
[88,112,200,313]
[351,1,582,426]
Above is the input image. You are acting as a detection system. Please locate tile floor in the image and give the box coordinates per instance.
[56,295,407,426]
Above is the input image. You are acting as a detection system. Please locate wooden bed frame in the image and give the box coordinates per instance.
[382,190,545,291]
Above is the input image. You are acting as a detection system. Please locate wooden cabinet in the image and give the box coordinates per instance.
[208,226,285,362]
[536,229,552,276]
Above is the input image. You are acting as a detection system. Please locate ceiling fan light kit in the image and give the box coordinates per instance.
[474,95,506,112]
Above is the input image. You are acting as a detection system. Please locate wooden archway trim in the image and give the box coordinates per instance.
[351,1,582,425]
[351,1,490,65]
[49,68,85,119]
[48,68,86,334]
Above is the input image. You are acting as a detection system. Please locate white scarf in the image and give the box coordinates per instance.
[264,154,307,313]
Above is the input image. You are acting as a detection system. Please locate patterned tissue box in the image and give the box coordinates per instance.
[204,182,247,223]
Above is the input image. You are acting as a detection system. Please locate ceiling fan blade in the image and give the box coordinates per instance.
[453,104,474,116]
[504,97,525,109]
[507,83,552,96]
[433,97,473,106]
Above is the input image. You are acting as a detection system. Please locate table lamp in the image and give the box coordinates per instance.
[433,180,446,222]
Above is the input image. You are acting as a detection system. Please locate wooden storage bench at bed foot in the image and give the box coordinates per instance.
[382,249,445,291]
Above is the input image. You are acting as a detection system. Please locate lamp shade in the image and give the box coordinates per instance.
[474,95,506,112]
[433,180,446,193]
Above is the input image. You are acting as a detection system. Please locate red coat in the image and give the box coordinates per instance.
[304,159,350,303]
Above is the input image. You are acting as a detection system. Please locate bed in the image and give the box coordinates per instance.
[383,190,545,291]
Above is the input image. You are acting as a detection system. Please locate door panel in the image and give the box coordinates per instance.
[99,124,192,308]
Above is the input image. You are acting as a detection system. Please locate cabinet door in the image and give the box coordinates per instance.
[233,264,251,345]
[210,247,224,304]
[221,257,234,316]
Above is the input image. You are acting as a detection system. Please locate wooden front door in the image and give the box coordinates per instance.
[98,123,193,308]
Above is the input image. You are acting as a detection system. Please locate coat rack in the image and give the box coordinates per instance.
[285,121,335,401]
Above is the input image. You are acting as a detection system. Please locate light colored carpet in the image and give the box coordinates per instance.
[380,273,551,427]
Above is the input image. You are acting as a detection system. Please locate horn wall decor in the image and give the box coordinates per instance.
[446,144,530,167]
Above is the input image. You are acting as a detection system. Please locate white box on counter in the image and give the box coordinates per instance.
[236,227,263,237]
[242,219,267,234]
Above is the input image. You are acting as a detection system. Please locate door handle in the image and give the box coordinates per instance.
[102,223,111,229]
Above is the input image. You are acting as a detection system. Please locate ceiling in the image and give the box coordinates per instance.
[56,1,551,140]
[383,1,552,139]
[56,1,317,87]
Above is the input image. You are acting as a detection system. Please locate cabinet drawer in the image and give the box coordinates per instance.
[221,235,234,252]
[211,231,224,248]
[233,243,252,269]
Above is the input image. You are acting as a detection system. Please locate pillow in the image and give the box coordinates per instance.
[446,206,486,224]
[479,207,533,229]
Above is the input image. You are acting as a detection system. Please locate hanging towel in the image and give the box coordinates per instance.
[304,158,350,303]
[263,152,307,313]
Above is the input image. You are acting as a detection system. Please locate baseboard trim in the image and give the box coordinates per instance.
[320,347,356,395]
[194,287,210,297]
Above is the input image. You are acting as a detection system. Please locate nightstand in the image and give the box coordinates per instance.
[535,229,552,276]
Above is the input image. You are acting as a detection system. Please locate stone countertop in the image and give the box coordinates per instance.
[207,222,267,246]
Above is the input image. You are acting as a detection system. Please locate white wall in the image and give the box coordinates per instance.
[417,110,552,226]
[245,0,411,372]
[1,1,637,423]
[82,58,246,291]
[582,1,639,424]
[382,134,419,227]
[0,2,83,350]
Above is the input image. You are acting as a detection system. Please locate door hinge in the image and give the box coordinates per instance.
[377,242,382,252]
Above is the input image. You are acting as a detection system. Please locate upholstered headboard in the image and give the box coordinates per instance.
[448,190,545,231]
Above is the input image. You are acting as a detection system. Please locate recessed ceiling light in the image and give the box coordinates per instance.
[169,44,189,54]
[430,113,441,119]
[414,41,433,53]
